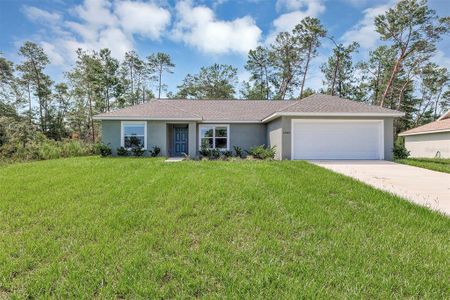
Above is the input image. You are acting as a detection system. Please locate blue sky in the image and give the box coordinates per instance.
[1,0,449,96]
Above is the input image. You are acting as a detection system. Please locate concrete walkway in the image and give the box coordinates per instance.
[311,160,450,216]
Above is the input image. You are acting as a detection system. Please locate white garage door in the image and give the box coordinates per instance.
[292,119,384,160]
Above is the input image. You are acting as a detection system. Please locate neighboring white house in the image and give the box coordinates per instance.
[399,111,450,158]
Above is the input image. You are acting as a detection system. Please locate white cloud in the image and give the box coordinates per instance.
[116,1,171,39]
[22,0,171,65]
[268,0,325,43]
[341,4,390,48]
[172,1,262,55]
[22,6,62,24]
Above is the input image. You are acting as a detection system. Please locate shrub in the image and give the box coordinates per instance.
[97,143,112,157]
[117,147,129,156]
[149,146,161,157]
[393,138,410,159]
[210,148,221,160]
[131,147,145,157]
[233,145,243,158]
[246,145,276,160]
[223,150,232,158]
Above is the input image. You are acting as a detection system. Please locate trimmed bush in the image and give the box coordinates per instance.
[131,147,145,157]
[149,146,161,157]
[117,147,129,156]
[97,143,112,157]
[247,145,276,160]
[393,138,410,159]
[233,145,243,158]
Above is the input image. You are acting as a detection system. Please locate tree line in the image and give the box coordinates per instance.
[1,0,449,144]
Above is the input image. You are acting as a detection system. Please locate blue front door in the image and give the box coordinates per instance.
[173,126,188,156]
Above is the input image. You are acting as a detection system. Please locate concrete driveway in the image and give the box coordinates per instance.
[311,160,450,216]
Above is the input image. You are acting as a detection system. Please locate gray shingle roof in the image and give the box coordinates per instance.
[94,94,403,122]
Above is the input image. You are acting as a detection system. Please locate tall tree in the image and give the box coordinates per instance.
[292,17,327,98]
[270,32,301,100]
[147,52,175,99]
[17,42,52,132]
[374,0,449,107]
[245,46,272,99]
[356,46,396,105]
[176,64,238,99]
[321,42,359,98]
[68,49,103,142]
[99,49,119,112]
[121,51,146,105]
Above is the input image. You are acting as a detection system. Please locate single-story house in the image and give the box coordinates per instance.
[94,94,404,160]
[399,111,450,158]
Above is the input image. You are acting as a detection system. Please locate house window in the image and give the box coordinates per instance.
[121,121,147,149]
[199,125,229,150]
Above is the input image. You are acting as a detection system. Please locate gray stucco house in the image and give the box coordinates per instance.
[94,94,403,160]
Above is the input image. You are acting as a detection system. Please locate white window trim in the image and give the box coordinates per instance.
[198,124,230,151]
[121,121,147,150]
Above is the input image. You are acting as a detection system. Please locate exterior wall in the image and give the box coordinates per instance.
[279,116,395,160]
[101,120,121,155]
[229,123,267,153]
[101,120,263,157]
[101,120,192,157]
[266,118,283,160]
[194,123,267,156]
[404,132,450,158]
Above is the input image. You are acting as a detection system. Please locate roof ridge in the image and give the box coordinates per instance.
[157,99,202,119]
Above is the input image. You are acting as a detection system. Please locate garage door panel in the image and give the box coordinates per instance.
[292,120,383,160]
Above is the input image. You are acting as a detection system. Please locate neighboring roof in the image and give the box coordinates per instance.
[437,110,450,121]
[399,118,450,136]
[94,94,404,122]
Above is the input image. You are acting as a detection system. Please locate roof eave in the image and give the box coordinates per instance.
[399,128,450,136]
[93,116,202,121]
[262,112,405,123]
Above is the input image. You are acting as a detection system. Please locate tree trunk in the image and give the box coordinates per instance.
[130,64,134,105]
[87,85,95,143]
[27,81,32,124]
[300,44,312,99]
[331,55,340,96]
[158,66,162,99]
[380,51,404,107]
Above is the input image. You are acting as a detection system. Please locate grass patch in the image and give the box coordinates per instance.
[396,157,450,174]
[0,157,449,298]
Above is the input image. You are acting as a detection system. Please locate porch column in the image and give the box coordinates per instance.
[188,122,197,157]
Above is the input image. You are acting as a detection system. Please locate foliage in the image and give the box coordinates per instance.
[222,150,232,158]
[0,117,96,162]
[374,0,450,106]
[149,145,161,157]
[233,145,244,158]
[321,42,359,98]
[393,137,410,159]
[147,52,175,99]
[292,17,327,98]
[96,143,112,157]
[131,147,145,157]
[176,64,238,99]
[1,157,449,298]
[116,147,129,156]
[246,145,276,160]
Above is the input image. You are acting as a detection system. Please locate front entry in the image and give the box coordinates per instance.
[172,125,188,156]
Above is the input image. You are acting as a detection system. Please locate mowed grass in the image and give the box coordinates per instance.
[0,157,449,298]
[396,157,450,174]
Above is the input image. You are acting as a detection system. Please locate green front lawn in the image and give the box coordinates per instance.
[396,157,450,174]
[0,157,449,298]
